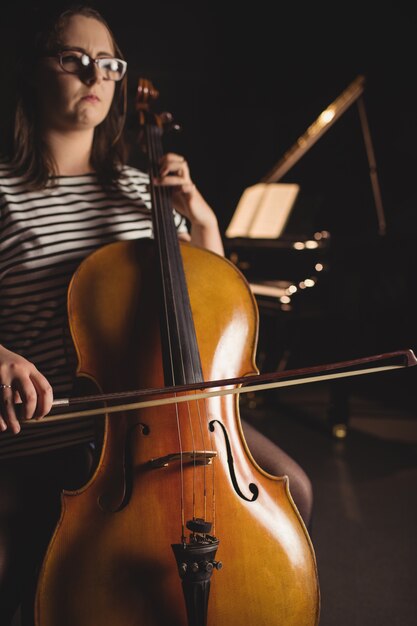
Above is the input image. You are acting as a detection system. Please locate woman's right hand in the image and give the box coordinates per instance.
[0,345,53,434]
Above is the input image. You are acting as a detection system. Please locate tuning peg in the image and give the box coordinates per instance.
[160,111,182,134]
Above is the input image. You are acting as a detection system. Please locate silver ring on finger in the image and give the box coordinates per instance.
[0,384,12,390]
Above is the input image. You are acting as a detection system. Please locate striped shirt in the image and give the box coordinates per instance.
[0,161,187,397]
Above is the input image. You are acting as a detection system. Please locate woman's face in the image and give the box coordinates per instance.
[36,14,118,134]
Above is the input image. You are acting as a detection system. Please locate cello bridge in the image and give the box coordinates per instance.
[149,450,217,469]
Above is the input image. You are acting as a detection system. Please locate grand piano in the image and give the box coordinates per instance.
[223,75,414,435]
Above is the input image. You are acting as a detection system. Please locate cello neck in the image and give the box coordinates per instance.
[144,115,204,387]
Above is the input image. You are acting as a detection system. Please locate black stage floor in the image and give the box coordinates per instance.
[240,368,417,626]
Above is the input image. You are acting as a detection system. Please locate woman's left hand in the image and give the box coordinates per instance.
[154,153,224,255]
[155,152,210,225]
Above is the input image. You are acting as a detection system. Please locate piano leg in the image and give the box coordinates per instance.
[327,380,350,439]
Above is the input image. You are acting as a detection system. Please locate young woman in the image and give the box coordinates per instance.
[0,5,312,624]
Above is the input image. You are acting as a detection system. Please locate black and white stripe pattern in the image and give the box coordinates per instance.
[0,162,187,397]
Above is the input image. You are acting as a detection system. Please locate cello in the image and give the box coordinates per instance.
[33,77,319,625]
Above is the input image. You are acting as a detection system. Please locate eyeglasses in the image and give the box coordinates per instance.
[50,50,127,81]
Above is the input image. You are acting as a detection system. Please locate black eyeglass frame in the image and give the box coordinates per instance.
[46,50,127,82]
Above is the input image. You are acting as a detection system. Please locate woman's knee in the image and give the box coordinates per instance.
[287,466,314,530]
[241,419,314,528]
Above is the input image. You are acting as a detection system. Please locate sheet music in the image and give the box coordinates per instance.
[225,182,300,239]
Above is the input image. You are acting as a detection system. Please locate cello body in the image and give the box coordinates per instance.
[35,238,320,625]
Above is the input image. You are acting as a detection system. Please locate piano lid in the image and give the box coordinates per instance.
[259,74,386,236]
[261,75,366,184]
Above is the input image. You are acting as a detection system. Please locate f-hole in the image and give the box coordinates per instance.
[210,420,259,502]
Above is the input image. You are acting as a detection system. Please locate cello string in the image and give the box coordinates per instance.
[151,123,216,531]
[162,184,213,533]
[148,121,214,534]
[148,123,187,538]
[149,123,204,539]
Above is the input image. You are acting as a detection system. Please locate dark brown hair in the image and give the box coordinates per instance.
[9,3,127,189]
